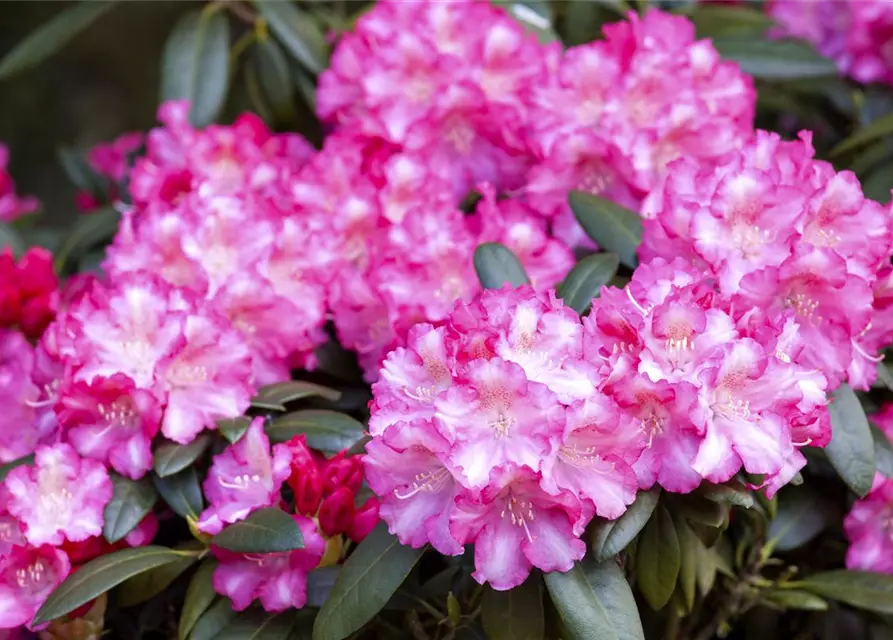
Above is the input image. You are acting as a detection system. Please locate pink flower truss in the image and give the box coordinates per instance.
[641,130,893,391]
[0,144,38,222]
[844,474,893,574]
[4,443,112,547]
[212,513,325,612]
[0,544,70,629]
[364,286,644,590]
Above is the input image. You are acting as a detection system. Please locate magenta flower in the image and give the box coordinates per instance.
[844,474,893,574]
[0,545,70,629]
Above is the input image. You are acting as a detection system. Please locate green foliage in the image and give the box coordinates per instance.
[211,508,306,554]
[474,242,530,289]
[103,474,158,544]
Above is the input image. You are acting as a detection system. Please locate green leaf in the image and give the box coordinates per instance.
[557,253,620,314]
[871,424,893,477]
[212,508,305,554]
[795,571,893,614]
[694,541,718,596]
[474,243,530,290]
[160,9,231,127]
[766,485,834,552]
[0,223,26,256]
[152,467,204,519]
[179,559,218,640]
[826,384,876,497]
[672,512,698,612]
[116,546,199,607]
[568,191,642,269]
[0,453,34,482]
[677,495,727,529]
[306,566,341,608]
[103,474,158,544]
[712,39,837,80]
[636,504,680,611]
[254,37,294,123]
[482,575,544,640]
[33,546,194,625]
[254,0,329,74]
[188,598,238,640]
[57,147,106,195]
[154,435,212,478]
[492,1,559,44]
[544,557,645,640]
[0,1,117,80]
[698,481,755,509]
[266,410,366,454]
[217,610,298,640]
[218,416,253,444]
[591,489,660,561]
[252,380,342,411]
[688,5,774,39]
[54,206,120,272]
[294,66,316,111]
[313,522,426,640]
[762,589,828,612]
[832,112,893,158]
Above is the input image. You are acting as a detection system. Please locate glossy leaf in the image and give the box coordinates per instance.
[313,522,425,640]
[767,485,834,552]
[254,37,294,123]
[871,424,893,477]
[0,453,34,482]
[826,384,876,497]
[492,1,559,43]
[306,566,341,608]
[255,0,328,74]
[211,508,305,554]
[557,253,620,314]
[672,512,698,612]
[266,410,366,454]
[762,589,828,612]
[0,1,117,79]
[154,435,212,478]
[544,557,645,640]
[218,416,253,444]
[217,610,298,640]
[569,191,642,268]
[482,575,544,640]
[832,112,893,158]
[688,5,774,38]
[473,243,530,290]
[188,598,238,640]
[57,147,106,195]
[160,9,230,127]
[116,547,199,607]
[33,546,194,625]
[103,474,158,544]
[179,559,218,640]
[152,467,204,520]
[591,489,660,561]
[796,570,893,614]
[54,206,120,272]
[636,504,680,611]
[698,481,755,509]
[252,380,342,411]
[713,39,837,80]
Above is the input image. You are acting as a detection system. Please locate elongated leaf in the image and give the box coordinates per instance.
[306,566,341,608]
[154,435,211,478]
[832,112,893,158]
[254,38,294,123]
[544,557,644,640]
[796,570,893,614]
[482,575,544,640]
[557,253,620,314]
[179,559,218,640]
[57,147,106,195]
[688,5,774,38]
[826,384,876,496]
[152,468,204,519]
[255,0,328,74]
[713,39,837,80]
[871,424,893,477]
[116,549,198,607]
[698,481,755,509]
[672,512,697,612]
[762,589,828,612]
[591,489,660,561]
[313,522,425,640]
[0,453,34,482]
[0,1,116,79]
[569,192,642,268]
[161,9,230,127]
[266,410,366,454]
[54,206,120,272]
[218,416,253,444]
[492,1,559,44]
[212,508,305,554]
[767,485,833,552]
[636,504,680,611]
[252,380,342,411]
[33,546,193,625]
[474,243,530,289]
[0,223,25,256]
[188,598,237,640]
[103,474,157,544]
[217,610,297,640]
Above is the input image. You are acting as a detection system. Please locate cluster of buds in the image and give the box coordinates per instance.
[0,248,58,340]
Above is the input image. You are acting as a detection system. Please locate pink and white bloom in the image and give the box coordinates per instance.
[844,474,893,574]
[0,545,70,629]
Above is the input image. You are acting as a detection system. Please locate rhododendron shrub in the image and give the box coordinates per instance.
[2,0,893,639]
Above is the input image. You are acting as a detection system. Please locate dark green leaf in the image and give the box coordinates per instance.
[33,546,194,625]
[306,566,341,608]
[672,512,698,612]
[254,38,294,123]
[313,522,425,640]
[862,164,893,203]
[212,508,305,554]
[591,489,659,561]
[482,575,544,640]
[152,467,204,519]
[767,485,834,552]
[557,253,620,314]
[116,547,199,607]
[569,192,642,269]
[678,495,727,529]
[688,5,774,39]
[636,504,680,611]
[255,0,329,74]
[217,610,297,640]
[762,589,828,612]
[154,435,212,478]
[188,598,238,640]
[218,416,253,444]
[796,571,893,614]
[0,223,25,256]
[294,66,316,111]
[694,541,718,596]
[826,384,876,497]
[713,39,837,80]
[832,112,893,158]
[0,453,34,482]
[474,243,530,290]
[266,410,366,454]
[54,206,120,272]
[252,380,342,411]
[492,1,559,43]
[563,1,616,47]
[871,424,893,477]
[160,9,231,127]
[698,481,755,509]
[0,1,116,79]
[103,474,158,544]
[57,147,106,195]
[544,557,645,640]
[179,559,218,640]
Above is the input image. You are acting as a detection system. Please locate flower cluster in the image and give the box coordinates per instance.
[0,143,37,222]
[74,131,143,212]
[0,247,58,341]
[641,130,893,391]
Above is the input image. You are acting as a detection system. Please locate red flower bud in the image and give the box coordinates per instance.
[16,247,57,299]
[323,451,363,496]
[286,435,324,515]
[19,293,56,339]
[318,487,355,537]
[74,191,101,212]
[348,496,380,543]
[0,284,21,326]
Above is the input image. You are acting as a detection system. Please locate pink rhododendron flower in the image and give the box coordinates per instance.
[0,545,70,629]
[87,131,143,184]
[4,443,112,547]
[212,513,325,612]
[0,144,38,222]
[844,474,893,574]
[197,418,292,535]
